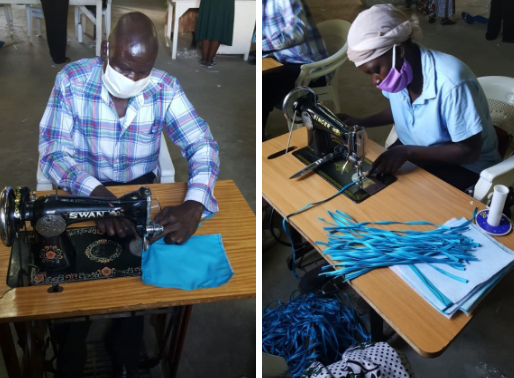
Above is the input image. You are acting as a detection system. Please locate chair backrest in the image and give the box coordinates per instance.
[295,20,351,88]
[478,76,514,159]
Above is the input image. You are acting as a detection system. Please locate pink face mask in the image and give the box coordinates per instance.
[377,45,413,93]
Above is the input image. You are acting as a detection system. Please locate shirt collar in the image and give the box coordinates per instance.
[414,45,437,104]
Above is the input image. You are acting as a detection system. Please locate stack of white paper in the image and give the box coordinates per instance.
[390,218,514,318]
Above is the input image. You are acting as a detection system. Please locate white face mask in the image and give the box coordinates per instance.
[101,43,151,99]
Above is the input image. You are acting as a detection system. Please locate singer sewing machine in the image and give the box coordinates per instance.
[282,87,396,203]
[0,186,163,288]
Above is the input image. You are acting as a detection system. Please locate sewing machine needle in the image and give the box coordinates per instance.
[290,153,334,179]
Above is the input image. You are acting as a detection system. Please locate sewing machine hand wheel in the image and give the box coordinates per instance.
[0,187,17,247]
[282,87,318,125]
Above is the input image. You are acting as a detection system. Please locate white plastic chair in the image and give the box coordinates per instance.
[1,5,14,36]
[473,76,514,203]
[383,76,514,204]
[74,4,110,43]
[37,133,176,191]
[25,5,44,42]
[294,20,351,113]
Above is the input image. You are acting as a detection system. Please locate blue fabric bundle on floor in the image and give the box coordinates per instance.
[262,293,370,377]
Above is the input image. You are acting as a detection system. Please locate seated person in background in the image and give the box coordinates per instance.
[339,4,501,192]
[262,0,329,139]
[39,12,219,378]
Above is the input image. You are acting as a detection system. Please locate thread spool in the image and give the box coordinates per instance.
[475,185,512,236]
[488,185,509,226]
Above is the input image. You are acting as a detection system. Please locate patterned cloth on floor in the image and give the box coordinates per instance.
[301,342,416,378]
[417,0,455,18]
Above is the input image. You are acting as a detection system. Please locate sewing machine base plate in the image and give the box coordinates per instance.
[6,227,142,288]
[292,146,396,203]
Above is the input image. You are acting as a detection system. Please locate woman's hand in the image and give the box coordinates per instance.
[368,145,411,175]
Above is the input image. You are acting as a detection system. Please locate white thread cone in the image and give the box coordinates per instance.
[487,185,509,227]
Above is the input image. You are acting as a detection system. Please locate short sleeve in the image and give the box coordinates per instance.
[382,90,390,99]
[441,81,486,142]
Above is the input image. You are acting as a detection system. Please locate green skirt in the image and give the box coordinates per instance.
[195,0,235,46]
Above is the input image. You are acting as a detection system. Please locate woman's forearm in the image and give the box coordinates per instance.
[358,105,394,127]
[406,134,482,165]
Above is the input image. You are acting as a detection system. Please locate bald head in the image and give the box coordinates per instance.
[101,12,158,83]
[110,13,158,58]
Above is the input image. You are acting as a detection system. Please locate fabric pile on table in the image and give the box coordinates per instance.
[391,217,514,317]
[316,211,514,318]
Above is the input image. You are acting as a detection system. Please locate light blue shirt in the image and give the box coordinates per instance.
[383,45,501,174]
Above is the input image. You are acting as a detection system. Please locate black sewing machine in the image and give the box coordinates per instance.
[282,87,396,203]
[1,186,163,288]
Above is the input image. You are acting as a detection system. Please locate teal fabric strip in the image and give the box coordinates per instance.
[279,177,479,311]
[409,265,453,307]
[282,181,359,279]
[316,209,479,287]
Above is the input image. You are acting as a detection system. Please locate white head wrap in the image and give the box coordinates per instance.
[347,4,423,67]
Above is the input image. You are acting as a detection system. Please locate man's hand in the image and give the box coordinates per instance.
[148,201,204,245]
[368,145,411,176]
[90,185,136,238]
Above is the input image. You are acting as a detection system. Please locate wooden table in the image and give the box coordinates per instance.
[0,180,256,376]
[165,0,255,60]
[262,128,514,358]
[0,0,111,57]
[262,57,283,73]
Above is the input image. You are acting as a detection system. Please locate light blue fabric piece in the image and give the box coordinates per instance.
[390,218,514,317]
[142,234,234,291]
[383,45,501,174]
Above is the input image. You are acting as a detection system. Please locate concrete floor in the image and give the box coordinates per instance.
[264,0,514,377]
[0,1,256,377]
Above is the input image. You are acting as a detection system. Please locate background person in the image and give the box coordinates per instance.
[40,0,70,64]
[195,0,235,67]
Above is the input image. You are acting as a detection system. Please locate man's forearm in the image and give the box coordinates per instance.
[90,185,115,198]
[183,139,220,214]
[40,150,102,196]
[262,34,305,54]
[262,18,307,53]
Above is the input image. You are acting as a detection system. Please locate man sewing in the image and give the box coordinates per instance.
[38,12,219,378]
[339,4,501,192]
[262,0,329,138]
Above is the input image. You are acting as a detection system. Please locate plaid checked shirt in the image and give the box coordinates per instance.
[262,0,329,65]
[39,58,220,213]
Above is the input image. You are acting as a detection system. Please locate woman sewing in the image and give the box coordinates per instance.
[339,4,501,192]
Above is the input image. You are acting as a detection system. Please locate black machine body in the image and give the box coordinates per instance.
[0,186,163,272]
[284,88,366,177]
[283,87,395,200]
[293,92,345,158]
